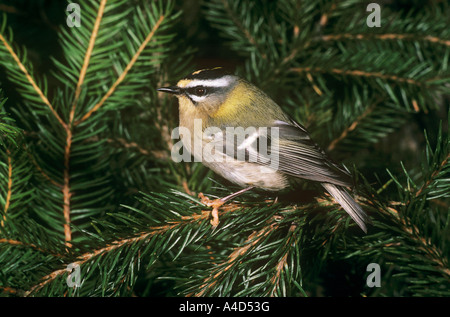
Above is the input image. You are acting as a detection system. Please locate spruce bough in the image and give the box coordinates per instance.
[0,0,448,297]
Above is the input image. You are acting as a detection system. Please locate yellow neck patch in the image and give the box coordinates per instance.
[210,83,252,120]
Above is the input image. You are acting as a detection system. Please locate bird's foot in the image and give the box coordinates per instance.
[198,193,225,227]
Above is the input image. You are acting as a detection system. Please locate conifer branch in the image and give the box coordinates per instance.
[269,252,289,296]
[60,0,109,248]
[26,231,151,295]
[290,67,423,86]
[26,212,202,295]
[106,137,168,159]
[26,195,244,296]
[64,1,162,247]
[383,206,450,280]
[63,129,72,247]
[0,285,23,296]
[327,103,377,151]
[318,33,450,47]
[1,149,12,227]
[269,224,297,297]
[70,0,107,124]
[218,0,266,59]
[76,14,165,124]
[415,153,449,198]
[0,238,59,256]
[83,135,169,159]
[0,34,66,129]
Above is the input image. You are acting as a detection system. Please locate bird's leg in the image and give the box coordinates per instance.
[199,186,255,227]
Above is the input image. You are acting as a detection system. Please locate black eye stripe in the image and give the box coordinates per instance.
[185,86,219,97]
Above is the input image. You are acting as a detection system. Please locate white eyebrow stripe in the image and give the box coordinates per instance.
[184,77,230,88]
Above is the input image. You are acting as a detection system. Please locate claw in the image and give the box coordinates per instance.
[198,193,225,227]
[198,187,255,228]
[210,206,220,227]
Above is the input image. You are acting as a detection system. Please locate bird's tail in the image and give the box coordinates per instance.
[322,183,368,233]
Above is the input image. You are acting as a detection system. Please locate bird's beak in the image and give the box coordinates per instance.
[157,86,181,95]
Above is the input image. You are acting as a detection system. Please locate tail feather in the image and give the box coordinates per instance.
[322,183,368,233]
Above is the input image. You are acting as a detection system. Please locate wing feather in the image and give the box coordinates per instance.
[219,119,352,187]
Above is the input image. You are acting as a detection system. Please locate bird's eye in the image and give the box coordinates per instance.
[194,87,207,96]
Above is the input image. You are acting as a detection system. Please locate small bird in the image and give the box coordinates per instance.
[158,67,369,232]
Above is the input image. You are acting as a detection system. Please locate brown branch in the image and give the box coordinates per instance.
[69,0,107,125]
[291,67,423,86]
[327,102,377,152]
[269,252,289,296]
[63,1,109,248]
[109,138,149,156]
[0,238,63,257]
[25,229,159,295]
[76,14,165,125]
[0,34,66,129]
[415,153,449,198]
[83,136,169,159]
[1,149,12,227]
[63,129,72,248]
[0,285,24,296]
[319,33,450,47]
[107,137,168,159]
[383,206,450,279]
[269,224,297,297]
